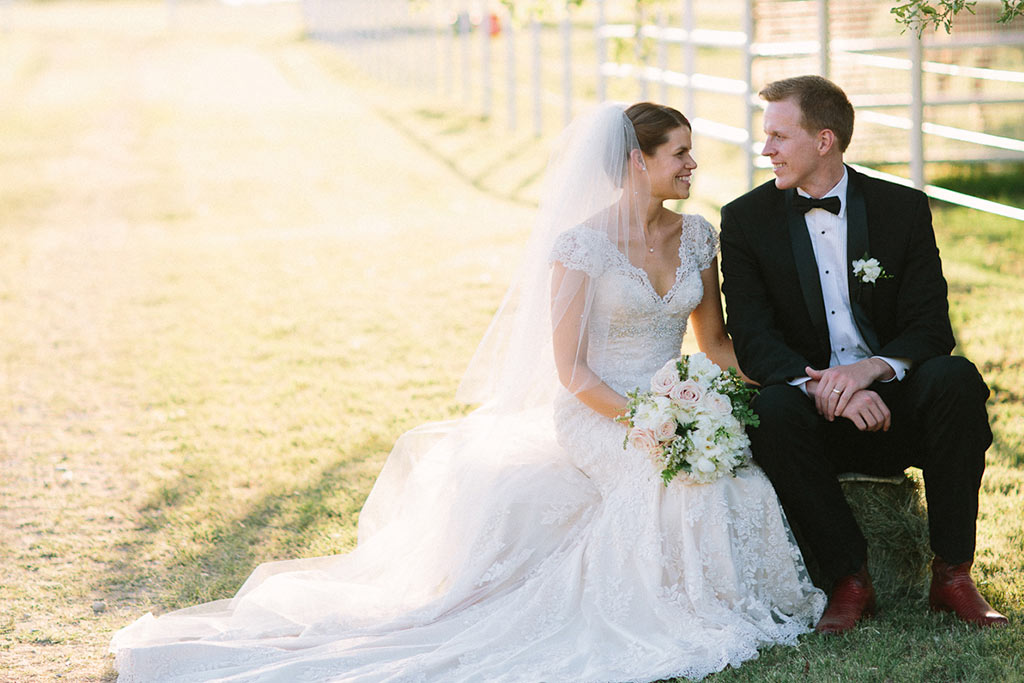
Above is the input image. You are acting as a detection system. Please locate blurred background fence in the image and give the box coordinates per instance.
[303,0,1023,218]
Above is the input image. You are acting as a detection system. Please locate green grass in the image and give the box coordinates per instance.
[0,2,1021,681]
[931,162,1024,206]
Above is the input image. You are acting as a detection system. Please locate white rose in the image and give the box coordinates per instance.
[719,415,746,439]
[693,456,718,474]
[632,395,674,431]
[686,353,721,382]
[701,391,733,417]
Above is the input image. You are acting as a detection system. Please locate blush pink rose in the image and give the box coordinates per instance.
[669,378,703,406]
[650,362,680,396]
[627,428,660,456]
[653,418,677,441]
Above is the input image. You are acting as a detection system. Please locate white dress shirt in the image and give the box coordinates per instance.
[789,169,910,391]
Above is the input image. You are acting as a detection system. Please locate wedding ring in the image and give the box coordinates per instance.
[832,388,842,394]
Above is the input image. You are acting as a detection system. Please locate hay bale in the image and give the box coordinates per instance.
[841,470,932,599]
[794,471,931,599]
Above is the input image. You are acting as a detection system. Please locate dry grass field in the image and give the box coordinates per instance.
[0,2,534,678]
[0,2,1021,681]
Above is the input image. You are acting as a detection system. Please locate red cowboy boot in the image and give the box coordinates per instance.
[929,557,1008,627]
[815,564,877,634]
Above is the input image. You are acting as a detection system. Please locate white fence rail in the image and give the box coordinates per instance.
[304,0,1024,221]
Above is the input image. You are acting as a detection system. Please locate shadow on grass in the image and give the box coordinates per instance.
[375,106,545,207]
[101,432,395,611]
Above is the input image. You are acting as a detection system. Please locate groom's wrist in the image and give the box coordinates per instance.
[787,375,813,397]
[867,357,896,382]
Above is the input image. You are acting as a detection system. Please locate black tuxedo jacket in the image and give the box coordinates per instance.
[719,165,956,387]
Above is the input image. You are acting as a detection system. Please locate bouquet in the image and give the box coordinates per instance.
[619,353,759,486]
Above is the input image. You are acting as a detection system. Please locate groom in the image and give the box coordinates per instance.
[719,75,1007,634]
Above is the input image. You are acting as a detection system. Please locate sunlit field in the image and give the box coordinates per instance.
[0,2,1021,681]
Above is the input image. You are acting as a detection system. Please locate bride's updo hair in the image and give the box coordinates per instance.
[625,102,691,155]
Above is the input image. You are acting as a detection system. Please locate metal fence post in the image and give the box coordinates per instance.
[482,1,492,118]
[909,30,925,189]
[443,6,454,97]
[658,8,668,104]
[636,3,648,101]
[506,11,517,131]
[459,4,471,105]
[562,3,573,127]
[742,0,756,190]
[818,0,830,77]
[683,0,695,118]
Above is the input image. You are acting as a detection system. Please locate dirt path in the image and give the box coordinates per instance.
[0,3,533,680]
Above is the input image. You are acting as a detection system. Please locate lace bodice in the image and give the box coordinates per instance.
[549,213,718,395]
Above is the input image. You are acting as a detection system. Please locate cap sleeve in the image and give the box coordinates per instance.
[687,214,720,272]
[548,225,610,279]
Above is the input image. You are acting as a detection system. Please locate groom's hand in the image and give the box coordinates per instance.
[806,359,894,421]
[836,389,892,432]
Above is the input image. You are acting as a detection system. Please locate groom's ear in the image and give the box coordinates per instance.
[816,129,838,156]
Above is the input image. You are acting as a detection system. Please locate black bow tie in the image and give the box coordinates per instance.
[792,195,841,215]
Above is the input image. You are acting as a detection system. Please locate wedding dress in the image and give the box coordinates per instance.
[111,104,824,682]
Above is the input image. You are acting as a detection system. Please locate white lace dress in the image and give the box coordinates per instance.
[111,215,824,682]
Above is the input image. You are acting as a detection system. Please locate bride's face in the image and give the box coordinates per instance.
[642,126,697,202]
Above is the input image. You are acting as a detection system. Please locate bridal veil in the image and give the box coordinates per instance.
[111,103,659,676]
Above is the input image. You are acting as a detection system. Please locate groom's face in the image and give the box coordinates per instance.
[761,98,828,195]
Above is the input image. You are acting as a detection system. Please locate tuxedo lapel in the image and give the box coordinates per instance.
[785,189,830,349]
[845,172,881,353]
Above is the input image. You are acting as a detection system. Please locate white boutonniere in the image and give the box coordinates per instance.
[851,253,892,284]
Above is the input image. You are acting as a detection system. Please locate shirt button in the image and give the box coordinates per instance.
[825,270,829,274]
[841,347,845,351]
[831,310,836,314]
[821,231,825,235]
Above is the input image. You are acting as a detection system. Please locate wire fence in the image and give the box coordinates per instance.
[305,0,1024,220]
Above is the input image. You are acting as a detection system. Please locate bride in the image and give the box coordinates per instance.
[110,102,825,682]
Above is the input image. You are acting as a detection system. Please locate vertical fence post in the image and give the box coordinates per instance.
[562,2,573,127]
[683,0,695,117]
[909,29,925,189]
[532,16,543,137]
[459,3,471,105]
[636,3,648,101]
[657,8,668,104]
[817,0,830,77]
[367,4,378,80]
[482,0,492,118]
[506,10,517,131]
[443,3,454,97]
[596,0,606,102]
[742,0,755,190]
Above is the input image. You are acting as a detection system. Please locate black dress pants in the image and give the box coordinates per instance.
[749,355,991,586]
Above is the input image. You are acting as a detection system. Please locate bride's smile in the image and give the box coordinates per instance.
[641,125,698,202]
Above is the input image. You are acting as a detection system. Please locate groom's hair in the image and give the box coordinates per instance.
[759,75,855,152]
